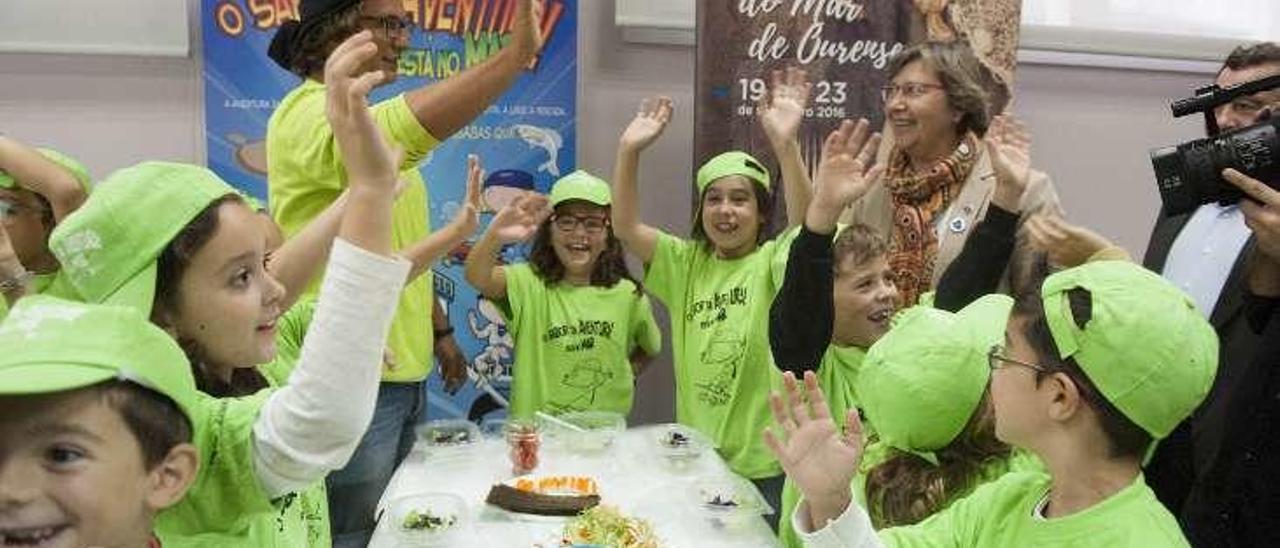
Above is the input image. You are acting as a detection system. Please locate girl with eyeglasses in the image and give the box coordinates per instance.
[465,169,661,419]
[0,138,92,315]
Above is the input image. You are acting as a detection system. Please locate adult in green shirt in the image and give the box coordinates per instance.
[769,259,1218,547]
[265,0,543,544]
[465,170,661,418]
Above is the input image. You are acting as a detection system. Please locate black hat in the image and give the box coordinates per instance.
[267,0,362,71]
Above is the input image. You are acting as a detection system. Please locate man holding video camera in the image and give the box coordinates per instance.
[1143,41,1280,546]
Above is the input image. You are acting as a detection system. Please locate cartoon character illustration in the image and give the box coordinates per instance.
[695,327,746,406]
[482,169,536,213]
[513,124,563,177]
[227,133,268,176]
[466,298,514,420]
[550,358,614,413]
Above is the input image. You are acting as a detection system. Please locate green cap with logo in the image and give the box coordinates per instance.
[1040,260,1217,441]
[549,170,611,207]
[857,294,1013,465]
[0,295,198,425]
[49,161,238,315]
[695,151,771,193]
[0,147,93,194]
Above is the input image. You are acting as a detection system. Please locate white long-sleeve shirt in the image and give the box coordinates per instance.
[251,237,409,497]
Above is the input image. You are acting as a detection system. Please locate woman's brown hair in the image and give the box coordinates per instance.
[886,41,992,137]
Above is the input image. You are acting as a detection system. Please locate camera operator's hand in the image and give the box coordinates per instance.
[1223,168,1280,296]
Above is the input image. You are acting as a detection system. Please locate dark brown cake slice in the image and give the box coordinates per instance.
[485,483,601,516]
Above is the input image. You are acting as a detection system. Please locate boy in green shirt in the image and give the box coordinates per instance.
[0,296,199,548]
[465,170,661,418]
[768,260,1217,547]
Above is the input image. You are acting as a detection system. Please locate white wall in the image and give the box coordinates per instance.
[0,0,1217,422]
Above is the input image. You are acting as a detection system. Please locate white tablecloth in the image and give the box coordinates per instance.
[369,424,781,547]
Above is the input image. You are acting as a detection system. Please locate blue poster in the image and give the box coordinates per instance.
[201,0,578,422]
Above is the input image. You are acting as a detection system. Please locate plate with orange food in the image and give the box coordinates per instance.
[484,474,602,521]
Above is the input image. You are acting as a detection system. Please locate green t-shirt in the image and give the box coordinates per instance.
[267,79,439,383]
[878,472,1189,547]
[155,391,329,546]
[258,298,316,387]
[779,345,868,548]
[643,227,799,479]
[501,263,661,418]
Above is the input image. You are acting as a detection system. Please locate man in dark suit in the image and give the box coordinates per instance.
[1142,42,1280,546]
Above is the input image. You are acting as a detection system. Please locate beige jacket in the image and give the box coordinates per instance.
[840,147,1062,291]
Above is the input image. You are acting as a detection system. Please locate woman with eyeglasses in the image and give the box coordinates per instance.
[465,170,661,419]
[845,40,1062,308]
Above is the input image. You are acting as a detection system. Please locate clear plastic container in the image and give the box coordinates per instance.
[386,492,468,545]
[652,423,711,471]
[547,411,625,454]
[415,419,480,456]
[690,475,773,533]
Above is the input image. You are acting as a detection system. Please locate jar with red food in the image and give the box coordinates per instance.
[504,420,540,475]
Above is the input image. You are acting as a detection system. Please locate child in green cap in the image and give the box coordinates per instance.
[0,296,200,548]
[45,31,426,546]
[612,67,882,526]
[767,259,1218,547]
[770,117,1052,546]
[465,167,661,418]
[0,137,92,309]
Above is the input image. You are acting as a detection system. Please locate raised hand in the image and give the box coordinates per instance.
[763,371,864,527]
[445,154,484,238]
[325,30,398,193]
[512,0,546,61]
[619,97,674,153]
[490,193,550,244]
[986,114,1032,211]
[758,67,811,146]
[806,118,883,232]
[1026,214,1115,268]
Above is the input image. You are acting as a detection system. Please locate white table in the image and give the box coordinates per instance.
[370,424,781,547]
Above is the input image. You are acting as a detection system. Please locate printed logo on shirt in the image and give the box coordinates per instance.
[549,358,615,414]
[694,326,745,407]
[542,319,616,343]
[686,286,748,330]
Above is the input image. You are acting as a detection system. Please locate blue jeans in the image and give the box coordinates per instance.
[327,382,423,548]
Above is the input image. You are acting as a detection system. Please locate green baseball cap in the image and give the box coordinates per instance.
[857,294,1014,465]
[1040,260,1217,440]
[49,162,238,314]
[0,148,93,195]
[695,151,771,193]
[0,295,198,426]
[549,170,611,207]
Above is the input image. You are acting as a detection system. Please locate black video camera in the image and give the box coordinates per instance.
[1150,73,1280,216]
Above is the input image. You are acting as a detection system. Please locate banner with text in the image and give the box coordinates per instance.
[202,0,578,422]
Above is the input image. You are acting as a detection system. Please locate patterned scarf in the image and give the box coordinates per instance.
[884,132,980,306]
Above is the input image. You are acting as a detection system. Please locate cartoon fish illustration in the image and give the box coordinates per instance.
[513,124,563,177]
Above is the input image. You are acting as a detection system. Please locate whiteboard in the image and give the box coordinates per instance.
[0,0,190,57]
[616,0,1277,62]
